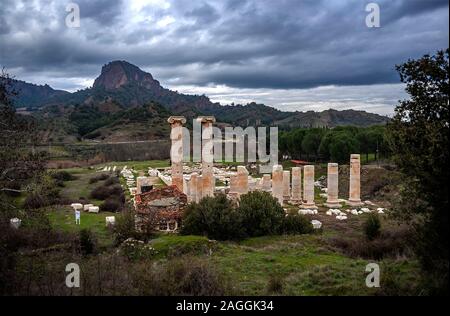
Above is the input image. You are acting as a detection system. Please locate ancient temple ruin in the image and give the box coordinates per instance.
[130,115,365,231]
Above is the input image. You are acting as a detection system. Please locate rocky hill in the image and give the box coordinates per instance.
[12,60,389,142]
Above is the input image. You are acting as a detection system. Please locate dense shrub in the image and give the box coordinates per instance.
[280,215,314,235]
[23,192,48,209]
[134,257,231,296]
[79,229,97,256]
[114,210,138,245]
[23,177,62,209]
[328,225,414,260]
[266,275,284,294]
[89,173,110,184]
[119,238,157,260]
[100,198,123,212]
[364,213,381,241]
[50,170,77,182]
[238,191,285,237]
[3,181,21,197]
[104,176,119,186]
[90,184,123,200]
[181,194,245,240]
[181,192,315,241]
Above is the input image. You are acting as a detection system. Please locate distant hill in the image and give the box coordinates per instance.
[274,109,389,128]
[11,80,69,108]
[35,101,171,143]
[11,60,389,142]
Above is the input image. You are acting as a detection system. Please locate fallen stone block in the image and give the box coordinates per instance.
[83,204,94,211]
[105,216,116,226]
[10,218,21,229]
[71,203,83,210]
[311,220,322,229]
[88,206,99,213]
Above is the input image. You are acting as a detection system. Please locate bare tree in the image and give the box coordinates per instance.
[0,69,47,215]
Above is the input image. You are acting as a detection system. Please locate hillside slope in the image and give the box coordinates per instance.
[12,60,389,142]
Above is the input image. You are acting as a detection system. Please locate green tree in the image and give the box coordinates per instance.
[0,70,47,217]
[238,191,285,237]
[318,131,333,160]
[356,129,371,162]
[181,194,245,241]
[301,128,324,160]
[329,132,359,164]
[389,49,449,295]
[364,213,381,241]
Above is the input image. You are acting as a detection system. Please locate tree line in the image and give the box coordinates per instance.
[279,125,389,163]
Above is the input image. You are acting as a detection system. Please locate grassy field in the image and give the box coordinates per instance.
[59,169,107,204]
[41,160,418,295]
[47,206,116,247]
[129,233,420,296]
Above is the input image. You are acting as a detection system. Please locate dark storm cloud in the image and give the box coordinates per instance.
[0,0,448,92]
[77,0,124,26]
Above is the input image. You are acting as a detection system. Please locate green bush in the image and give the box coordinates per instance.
[114,210,138,245]
[238,191,285,237]
[181,194,245,241]
[280,214,314,235]
[90,184,123,200]
[104,176,119,186]
[134,257,231,296]
[364,213,381,241]
[100,198,123,212]
[50,170,77,182]
[89,173,110,184]
[119,238,157,261]
[23,192,48,209]
[266,275,284,294]
[79,229,97,256]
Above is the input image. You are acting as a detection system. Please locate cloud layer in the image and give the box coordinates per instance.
[0,0,448,114]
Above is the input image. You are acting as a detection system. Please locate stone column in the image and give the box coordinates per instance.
[196,175,203,203]
[272,165,284,205]
[236,166,249,196]
[326,163,341,208]
[283,170,291,202]
[184,178,191,198]
[301,165,317,209]
[229,174,238,193]
[168,116,186,192]
[190,173,198,203]
[248,178,257,191]
[348,154,363,206]
[262,174,271,192]
[198,116,216,198]
[291,167,302,204]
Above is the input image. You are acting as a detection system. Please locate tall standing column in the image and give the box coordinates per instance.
[326,163,341,208]
[190,173,198,203]
[301,165,317,209]
[229,174,238,194]
[348,154,363,206]
[262,174,271,192]
[168,116,186,192]
[196,175,203,203]
[237,166,249,196]
[198,116,216,198]
[291,167,302,204]
[283,170,291,202]
[272,165,284,205]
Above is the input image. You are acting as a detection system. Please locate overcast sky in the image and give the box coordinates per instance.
[0,0,448,115]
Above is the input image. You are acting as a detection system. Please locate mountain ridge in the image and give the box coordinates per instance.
[10,60,390,142]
